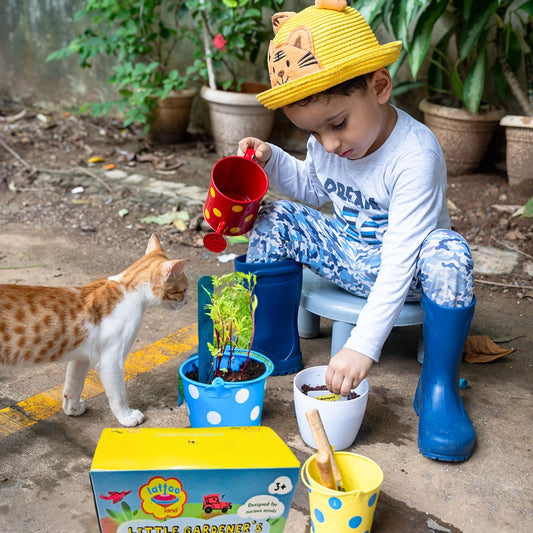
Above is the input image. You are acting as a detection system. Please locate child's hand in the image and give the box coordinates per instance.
[238,137,272,167]
[326,348,373,397]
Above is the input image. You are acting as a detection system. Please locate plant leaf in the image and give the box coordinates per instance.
[353,0,389,26]
[520,0,533,16]
[106,509,123,521]
[463,48,486,113]
[409,0,448,79]
[522,197,533,217]
[458,0,498,60]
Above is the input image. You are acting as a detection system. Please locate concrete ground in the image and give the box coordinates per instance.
[0,172,531,532]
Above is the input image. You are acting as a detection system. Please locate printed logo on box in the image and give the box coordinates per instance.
[139,476,188,519]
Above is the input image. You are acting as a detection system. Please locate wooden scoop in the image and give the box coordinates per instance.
[314,451,336,490]
[306,409,345,491]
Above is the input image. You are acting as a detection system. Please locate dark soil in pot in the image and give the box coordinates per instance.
[185,358,266,384]
[300,383,360,401]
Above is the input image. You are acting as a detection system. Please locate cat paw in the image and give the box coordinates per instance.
[63,398,87,417]
[117,409,145,427]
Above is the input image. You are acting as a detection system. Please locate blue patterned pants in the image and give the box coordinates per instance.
[246,200,474,308]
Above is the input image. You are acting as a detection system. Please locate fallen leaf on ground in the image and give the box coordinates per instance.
[173,219,187,232]
[464,335,516,363]
[504,228,525,240]
[523,197,533,217]
[226,235,249,244]
[136,152,157,163]
[491,204,523,214]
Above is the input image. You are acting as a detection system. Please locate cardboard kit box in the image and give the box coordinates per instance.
[90,427,300,533]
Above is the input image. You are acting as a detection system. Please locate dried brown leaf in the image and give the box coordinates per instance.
[464,335,516,363]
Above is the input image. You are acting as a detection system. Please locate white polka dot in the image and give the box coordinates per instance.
[250,406,260,421]
[188,384,200,399]
[235,388,250,404]
[207,411,222,425]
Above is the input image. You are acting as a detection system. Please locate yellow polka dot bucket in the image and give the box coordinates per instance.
[302,452,383,532]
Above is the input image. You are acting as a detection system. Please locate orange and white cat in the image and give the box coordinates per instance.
[0,234,189,427]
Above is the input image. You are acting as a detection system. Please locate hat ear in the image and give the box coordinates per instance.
[272,11,296,34]
[315,0,347,10]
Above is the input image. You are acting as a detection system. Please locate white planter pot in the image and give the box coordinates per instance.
[500,115,533,186]
[294,366,369,451]
[201,84,275,157]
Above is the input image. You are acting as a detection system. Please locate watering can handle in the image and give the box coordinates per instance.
[244,147,255,161]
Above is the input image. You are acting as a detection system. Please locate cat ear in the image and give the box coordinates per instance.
[161,259,189,280]
[287,27,314,51]
[272,12,296,35]
[145,233,164,255]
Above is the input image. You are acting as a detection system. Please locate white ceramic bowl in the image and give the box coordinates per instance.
[293,366,369,451]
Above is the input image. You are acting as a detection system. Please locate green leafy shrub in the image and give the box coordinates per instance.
[46,0,192,129]
[354,0,532,114]
[185,0,284,91]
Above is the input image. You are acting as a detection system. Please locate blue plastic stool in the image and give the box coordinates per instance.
[297,269,424,362]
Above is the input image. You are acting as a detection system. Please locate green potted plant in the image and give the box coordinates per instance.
[185,0,284,156]
[354,0,505,175]
[46,0,196,143]
[178,272,274,428]
[495,0,533,185]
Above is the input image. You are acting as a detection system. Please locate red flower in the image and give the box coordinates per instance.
[213,34,227,51]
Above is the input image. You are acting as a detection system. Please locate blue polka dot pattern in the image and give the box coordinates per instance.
[328,497,342,510]
[348,516,363,529]
[314,508,325,523]
[368,492,377,507]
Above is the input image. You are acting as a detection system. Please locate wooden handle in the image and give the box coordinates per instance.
[315,451,336,490]
[305,409,344,491]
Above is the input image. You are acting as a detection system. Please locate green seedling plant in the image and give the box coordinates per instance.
[204,271,257,381]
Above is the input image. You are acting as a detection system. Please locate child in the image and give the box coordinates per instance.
[236,0,476,461]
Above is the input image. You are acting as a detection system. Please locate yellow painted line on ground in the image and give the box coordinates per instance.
[0,324,198,439]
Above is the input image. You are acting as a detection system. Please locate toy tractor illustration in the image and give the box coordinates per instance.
[202,493,232,514]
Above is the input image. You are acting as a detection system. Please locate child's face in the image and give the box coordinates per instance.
[284,70,395,160]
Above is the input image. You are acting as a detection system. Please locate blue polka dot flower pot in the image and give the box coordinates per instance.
[178,349,274,428]
[302,452,383,533]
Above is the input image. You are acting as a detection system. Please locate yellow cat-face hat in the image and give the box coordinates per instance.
[257,0,402,109]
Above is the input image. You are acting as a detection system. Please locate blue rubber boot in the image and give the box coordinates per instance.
[234,255,303,376]
[414,293,476,461]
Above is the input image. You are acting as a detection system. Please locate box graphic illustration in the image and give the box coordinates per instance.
[90,427,300,533]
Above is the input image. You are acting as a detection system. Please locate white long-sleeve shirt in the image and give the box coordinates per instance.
[264,107,450,361]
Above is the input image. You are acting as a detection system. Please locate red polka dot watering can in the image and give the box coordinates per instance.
[203,148,269,253]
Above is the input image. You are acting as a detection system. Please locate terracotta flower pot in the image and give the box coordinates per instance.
[201,84,275,157]
[419,99,505,176]
[147,88,197,144]
[500,115,533,186]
